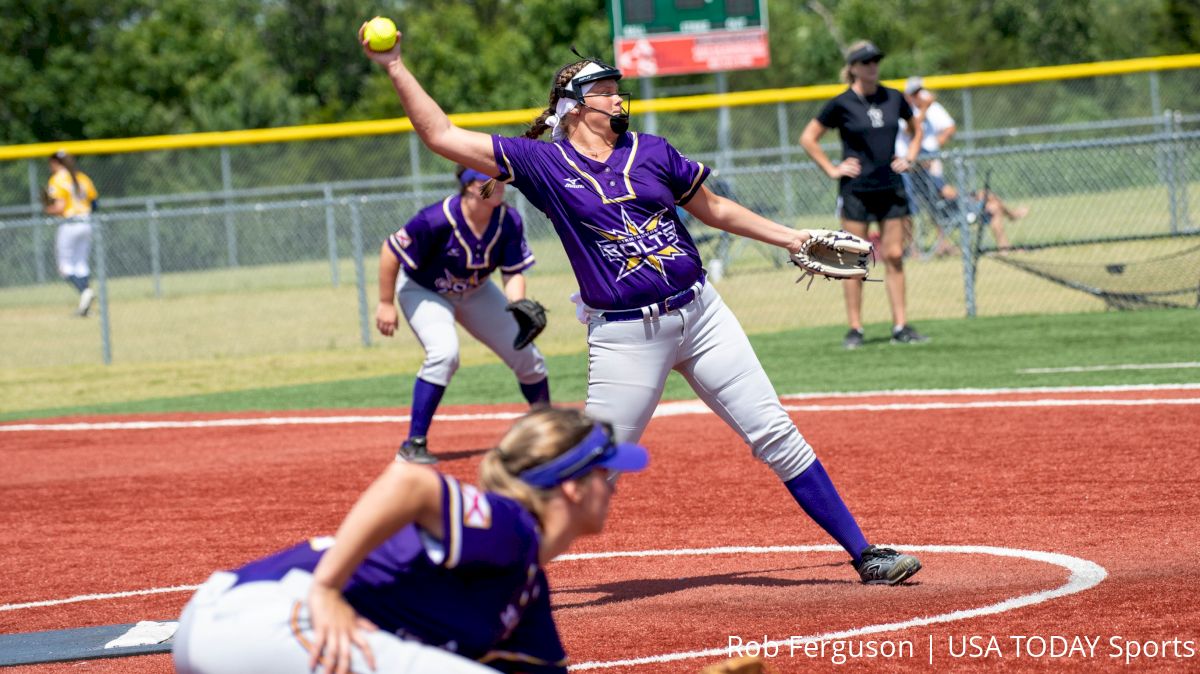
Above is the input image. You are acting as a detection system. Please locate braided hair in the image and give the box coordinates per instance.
[525,60,590,139]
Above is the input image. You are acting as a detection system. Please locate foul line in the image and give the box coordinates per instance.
[4,383,1198,432]
[1018,362,1200,374]
[0,585,198,613]
[563,544,1107,670]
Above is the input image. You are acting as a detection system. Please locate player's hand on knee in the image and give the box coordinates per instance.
[375,301,399,337]
[307,584,377,673]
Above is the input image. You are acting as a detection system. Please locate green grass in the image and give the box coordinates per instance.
[3,308,1196,421]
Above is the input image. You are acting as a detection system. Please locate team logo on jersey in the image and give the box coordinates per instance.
[563,176,584,189]
[460,484,492,529]
[867,105,884,128]
[434,269,482,294]
[584,207,685,281]
[394,228,413,248]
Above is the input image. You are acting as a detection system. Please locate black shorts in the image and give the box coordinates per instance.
[838,185,911,223]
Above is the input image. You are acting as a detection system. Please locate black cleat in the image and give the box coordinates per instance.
[843,328,865,350]
[854,545,922,585]
[890,325,930,344]
[396,436,438,464]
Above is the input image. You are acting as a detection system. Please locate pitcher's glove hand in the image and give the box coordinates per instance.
[698,656,777,674]
[790,229,873,288]
[506,299,547,350]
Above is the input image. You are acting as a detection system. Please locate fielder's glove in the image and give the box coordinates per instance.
[506,298,547,350]
[790,229,873,288]
[698,656,777,674]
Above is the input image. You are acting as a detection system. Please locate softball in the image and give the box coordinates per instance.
[363,16,398,52]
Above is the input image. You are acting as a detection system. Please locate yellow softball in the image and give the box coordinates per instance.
[363,16,398,52]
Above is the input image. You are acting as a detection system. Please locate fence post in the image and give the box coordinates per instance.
[955,156,977,318]
[1174,110,1191,230]
[27,159,47,283]
[640,77,657,135]
[324,185,340,287]
[94,215,113,364]
[777,102,796,220]
[409,134,422,185]
[221,146,238,267]
[350,200,372,347]
[1164,110,1180,234]
[148,200,162,297]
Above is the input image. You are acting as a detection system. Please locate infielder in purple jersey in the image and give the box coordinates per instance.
[377,166,550,463]
[172,407,648,674]
[360,25,919,585]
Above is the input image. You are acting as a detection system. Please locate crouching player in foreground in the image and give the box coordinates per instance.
[172,407,648,674]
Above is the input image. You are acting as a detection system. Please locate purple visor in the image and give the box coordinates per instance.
[519,425,649,489]
[459,168,492,185]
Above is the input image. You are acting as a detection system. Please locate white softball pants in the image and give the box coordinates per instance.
[397,274,547,387]
[173,570,496,674]
[55,217,92,278]
[583,283,816,481]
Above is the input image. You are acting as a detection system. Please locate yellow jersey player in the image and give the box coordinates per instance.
[45,150,99,317]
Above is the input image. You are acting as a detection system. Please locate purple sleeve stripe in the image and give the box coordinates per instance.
[387,235,418,269]
[676,162,709,205]
[500,256,536,273]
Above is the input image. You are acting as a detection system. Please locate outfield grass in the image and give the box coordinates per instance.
[3,308,1196,421]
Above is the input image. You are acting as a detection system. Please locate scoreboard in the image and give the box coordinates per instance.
[611,0,770,77]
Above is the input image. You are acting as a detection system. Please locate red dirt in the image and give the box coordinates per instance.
[2,389,1198,672]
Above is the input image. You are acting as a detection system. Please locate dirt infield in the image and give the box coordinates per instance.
[3,387,1199,672]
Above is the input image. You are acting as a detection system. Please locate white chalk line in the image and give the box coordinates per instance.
[563,544,1107,670]
[0,545,1106,672]
[1018,362,1200,374]
[0,585,199,613]
[3,383,1198,432]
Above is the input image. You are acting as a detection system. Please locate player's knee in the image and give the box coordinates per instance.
[751,423,815,479]
[424,348,460,376]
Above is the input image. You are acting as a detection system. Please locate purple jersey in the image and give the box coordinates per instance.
[492,132,709,310]
[387,195,535,295]
[231,475,566,673]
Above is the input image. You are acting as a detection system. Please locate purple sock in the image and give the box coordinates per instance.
[408,378,445,439]
[784,459,870,562]
[519,378,550,405]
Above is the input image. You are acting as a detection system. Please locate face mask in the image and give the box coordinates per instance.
[608,112,630,134]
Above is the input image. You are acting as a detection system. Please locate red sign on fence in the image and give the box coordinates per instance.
[616,28,770,77]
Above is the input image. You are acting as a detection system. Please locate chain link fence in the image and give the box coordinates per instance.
[1,61,1197,367]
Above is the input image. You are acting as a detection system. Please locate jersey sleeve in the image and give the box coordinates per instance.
[816,96,845,129]
[925,103,955,133]
[661,138,710,206]
[46,175,68,201]
[436,475,532,570]
[898,94,914,121]
[83,174,98,201]
[491,135,549,213]
[479,572,568,674]
[497,208,535,274]
[386,211,432,271]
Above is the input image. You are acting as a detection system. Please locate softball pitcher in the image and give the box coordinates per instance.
[172,407,649,674]
[44,150,99,317]
[362,28,919,585]
[377,166,550,464]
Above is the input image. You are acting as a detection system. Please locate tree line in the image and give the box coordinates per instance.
[1,0,1197,146]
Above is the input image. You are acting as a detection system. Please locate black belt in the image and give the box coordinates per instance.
[600,274,706,322]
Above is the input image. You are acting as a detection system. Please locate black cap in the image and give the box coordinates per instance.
[846,42,884,65]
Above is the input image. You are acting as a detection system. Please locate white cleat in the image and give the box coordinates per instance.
[76,288,96,317]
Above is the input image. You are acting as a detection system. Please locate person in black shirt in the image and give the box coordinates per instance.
[800,40,929,348]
